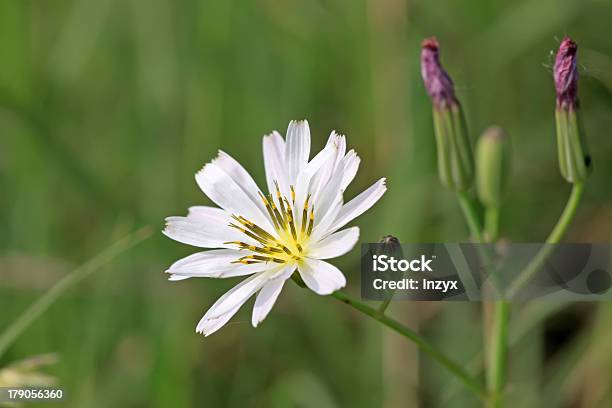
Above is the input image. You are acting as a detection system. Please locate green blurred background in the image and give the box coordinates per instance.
[1,0,611,406]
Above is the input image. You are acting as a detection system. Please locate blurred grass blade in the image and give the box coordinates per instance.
[0,227,153,358]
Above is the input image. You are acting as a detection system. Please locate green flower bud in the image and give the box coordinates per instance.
[476,126,510,207]
[554,37,591,183]
[421,38,474,191]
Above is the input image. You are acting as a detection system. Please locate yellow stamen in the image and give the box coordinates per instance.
[307,208,315,236]
[228,180,317,266]
[301,194,311,234]
[276,183,287,223]
[269,194,286,228]
[259,191,279,230]
[285,201,298,241]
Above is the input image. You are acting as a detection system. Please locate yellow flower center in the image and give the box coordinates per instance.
[225,182,315,265]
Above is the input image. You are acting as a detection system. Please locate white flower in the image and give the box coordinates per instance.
[163,120,386,336]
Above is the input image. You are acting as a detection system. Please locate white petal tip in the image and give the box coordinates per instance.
[324,279,347,295]
[317,286,345,296]
[263,130,282,140]
[211,150,230,164]
[195,163,213,179]
[196,323,210,336]
[161,227,172,238]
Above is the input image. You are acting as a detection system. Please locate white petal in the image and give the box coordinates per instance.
[308,227,359,260]
[195,266,291,336]
[213,150,269,216]
[166,249,267,279]
[262,131,290,198]
[198,272,270,326]
[285,120,311,184]
[328,178,387,234]
[168,274,191,281]
[340,150,360,191]
[308,132,345,204]
[195,162,273,232]
[291,141,336,226]
[251,280,284,327]
[163,216,249,248]
[196,303,242,337]
[313,166,344,223]
[327,131,346,170]
[251,265,295,327]
[186,206,228,224]
[298,258,346,295]
[305,139,337,176]
[315,132,346,190]
[311,195,343,242]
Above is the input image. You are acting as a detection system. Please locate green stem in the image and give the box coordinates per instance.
[377,298,392,315]
[456,192,508,407]
[485,206,500,242]
[0,227,153,359]
[545,182,585,243]
[331,291,486,399]
[457,191,485,242]
[487,301,509,408]
[506,182,585,298]
[483,203,507,408]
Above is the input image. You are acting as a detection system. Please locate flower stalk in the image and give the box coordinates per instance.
[506,182,585,298]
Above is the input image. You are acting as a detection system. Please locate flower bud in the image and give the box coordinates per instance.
[379,235,401,254]
[554,37,591,183]
[421,37,474,191]
[476,126,510,207]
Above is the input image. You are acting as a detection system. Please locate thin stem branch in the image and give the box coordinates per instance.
[377,298,392,315]
[506,182,585,298]
[545,182,585,244]
[331,291,487,399]
[0,227,153,359]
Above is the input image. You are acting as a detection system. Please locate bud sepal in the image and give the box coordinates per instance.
[555,107,591,183]
[432,103,474,191]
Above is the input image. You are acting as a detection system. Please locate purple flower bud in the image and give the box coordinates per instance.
[554,37,578,110]
[421,37,458,108]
